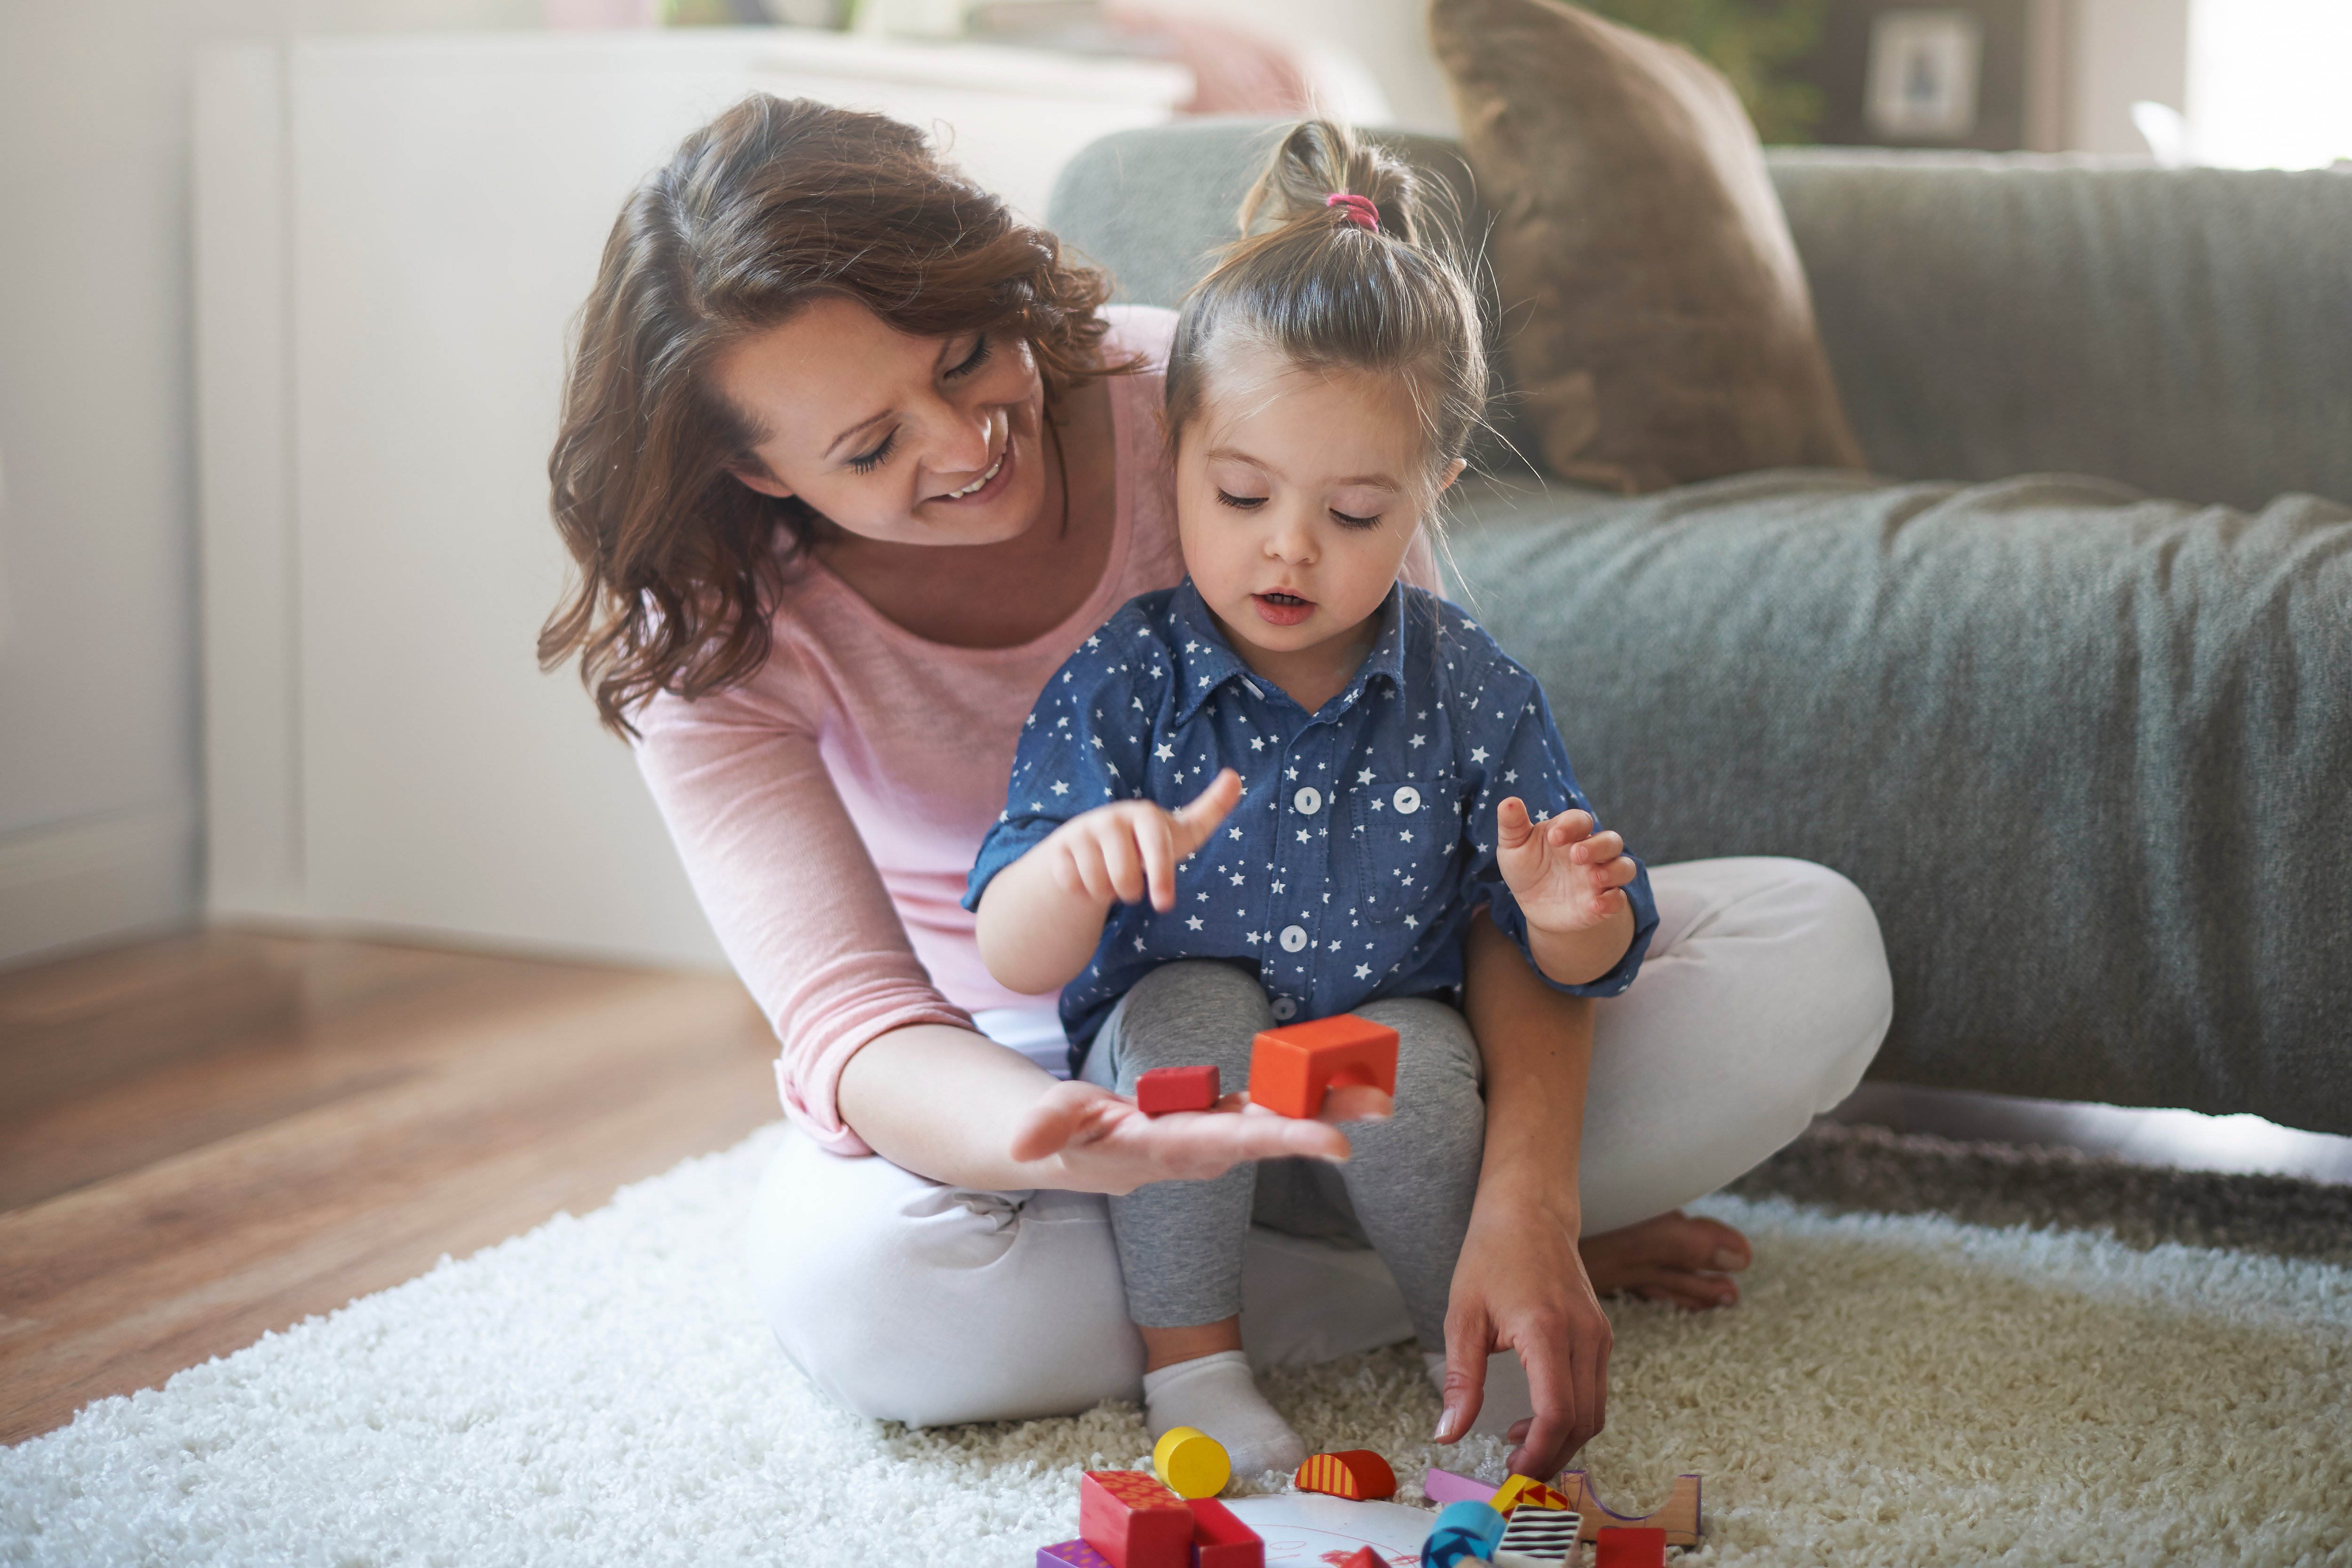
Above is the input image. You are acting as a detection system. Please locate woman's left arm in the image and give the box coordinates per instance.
[1441,911,1613,1478]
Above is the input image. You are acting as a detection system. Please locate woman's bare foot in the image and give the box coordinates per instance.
[1579,1210,1751,1310]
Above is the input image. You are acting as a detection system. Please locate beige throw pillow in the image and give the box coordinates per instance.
[1431,0,1866,493]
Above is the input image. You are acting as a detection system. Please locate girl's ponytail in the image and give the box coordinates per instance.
[1165,119,1486,498]
[1237,119,1424,245]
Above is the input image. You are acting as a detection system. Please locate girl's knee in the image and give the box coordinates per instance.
[1105,960,1271,1077]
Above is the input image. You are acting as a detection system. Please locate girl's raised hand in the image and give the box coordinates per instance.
[1494,799,1637,933]
[1042,768,1243,912]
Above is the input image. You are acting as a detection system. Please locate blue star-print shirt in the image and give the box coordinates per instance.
[963,579,1659,1064]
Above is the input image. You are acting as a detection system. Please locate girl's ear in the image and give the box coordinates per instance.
[725,458,794,500]
[1434,457,1468,495]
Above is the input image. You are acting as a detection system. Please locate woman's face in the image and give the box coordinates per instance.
[714,294,1049,547]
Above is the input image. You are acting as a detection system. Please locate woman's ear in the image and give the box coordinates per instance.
[724,458,793,500]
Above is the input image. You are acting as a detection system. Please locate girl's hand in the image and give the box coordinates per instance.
[1007,1077,1393,1195]
[1043,769,1243,912]
[1494,800,1637,935]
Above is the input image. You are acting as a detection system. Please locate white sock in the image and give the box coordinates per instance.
[1142,1349,1307,1481]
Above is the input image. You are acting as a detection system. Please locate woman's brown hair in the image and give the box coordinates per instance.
[542,94,1125,735]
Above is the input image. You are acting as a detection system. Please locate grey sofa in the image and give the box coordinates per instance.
[1049,121,2352,1137]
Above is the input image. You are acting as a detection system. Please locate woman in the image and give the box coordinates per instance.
[542,95,1892,1480]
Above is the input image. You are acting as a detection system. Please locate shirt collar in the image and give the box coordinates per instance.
[1167,579,1412,724]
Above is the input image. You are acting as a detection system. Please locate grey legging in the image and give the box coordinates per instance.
[1082,961,1483,1351]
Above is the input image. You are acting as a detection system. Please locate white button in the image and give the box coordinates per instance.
[1270,996,1299,1020]
[1392,785,1422,815]
[1279,925,1309,952]
[1294,786,1322,816]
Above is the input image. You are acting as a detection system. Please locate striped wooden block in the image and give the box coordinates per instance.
[1292,1448,1398,1500]
[1492,1501,1584,1567]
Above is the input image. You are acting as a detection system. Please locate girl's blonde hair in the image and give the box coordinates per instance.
[1163,120,1487,499]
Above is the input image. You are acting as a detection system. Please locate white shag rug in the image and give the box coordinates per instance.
[4,1123,2348,1567]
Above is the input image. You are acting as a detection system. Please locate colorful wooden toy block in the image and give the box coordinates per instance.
[1558,1471,1702,1548]
[1184,1497,1264,1568]
[1248,1015,1399,1118]
[1136,1064,1220,1116]
[1420,1500,1506,1568]
[1151,1425,1230,1499]
[1488,1475,1573,1514]
[1080,1469,1195,1568]
[1593,1526,1668,1568]
[1492,1502,1583,1568]
[1293,1449,1398,1501]
[1421,1466,1495,1505]
[1037,1541,1117,1568]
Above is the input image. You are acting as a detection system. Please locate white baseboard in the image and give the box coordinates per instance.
[0,806,198,968]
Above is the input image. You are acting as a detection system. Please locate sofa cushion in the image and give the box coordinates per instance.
[1444,470,2352,1135]
[1429,0,1864,493]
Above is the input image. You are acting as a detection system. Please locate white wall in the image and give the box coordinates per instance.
[0,0,533,966]
[2065,0,2192,154]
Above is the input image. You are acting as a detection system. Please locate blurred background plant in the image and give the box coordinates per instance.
[1545,0,1831,142]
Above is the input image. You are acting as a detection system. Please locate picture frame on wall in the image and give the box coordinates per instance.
[1804,0,2037,151]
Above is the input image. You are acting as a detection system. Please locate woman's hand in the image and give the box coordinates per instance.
[1009,1077,1392,1196]
[1434,1183,1612,1479]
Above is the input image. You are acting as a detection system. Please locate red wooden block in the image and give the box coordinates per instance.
[1136,1064,1220,1115]
[1593,1527,1667,1568]
[1080,1471,1194,1568]
[1247,1015,1399,1119]
[1185,1497,1263,1568]
[1338,1552,1382,1568]
[1292,1449,1398,1501]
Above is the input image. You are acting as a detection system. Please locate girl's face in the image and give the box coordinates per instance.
[1175,347,1460,680]
[714,293,1050,547]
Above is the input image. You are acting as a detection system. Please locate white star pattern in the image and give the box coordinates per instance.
[976,587,1631,1051]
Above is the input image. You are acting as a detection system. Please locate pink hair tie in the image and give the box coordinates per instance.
[1325,192,1380,232]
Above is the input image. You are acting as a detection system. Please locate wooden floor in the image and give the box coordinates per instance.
[0,929,779,1447]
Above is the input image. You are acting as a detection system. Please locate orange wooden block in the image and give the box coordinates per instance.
[1247,1015,1399,1119]
[1292,1449,1398,1501]
[1559,1472,1701,1548]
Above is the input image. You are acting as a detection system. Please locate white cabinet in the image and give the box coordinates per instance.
[195,31,1187,967]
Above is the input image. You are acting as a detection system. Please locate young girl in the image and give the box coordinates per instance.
[962,121,1659,1476]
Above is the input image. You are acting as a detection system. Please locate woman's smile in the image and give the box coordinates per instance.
[930,430,1014,507]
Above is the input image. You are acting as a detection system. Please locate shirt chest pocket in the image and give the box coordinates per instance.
[1344,770,1463,930]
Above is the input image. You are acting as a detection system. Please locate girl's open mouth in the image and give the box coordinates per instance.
[1252,590,1314,627]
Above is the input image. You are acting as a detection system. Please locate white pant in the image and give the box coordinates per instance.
[745,857,1892,1427]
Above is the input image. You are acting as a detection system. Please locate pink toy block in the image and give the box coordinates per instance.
[1136,1064,1220,1115]
[1038,1542,1117,1568]
[1422,1467,1494,1505]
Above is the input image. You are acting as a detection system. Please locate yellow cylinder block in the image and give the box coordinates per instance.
[1151,1425,1231,1499]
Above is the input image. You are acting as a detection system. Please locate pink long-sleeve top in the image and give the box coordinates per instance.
[635,306,1435,1156]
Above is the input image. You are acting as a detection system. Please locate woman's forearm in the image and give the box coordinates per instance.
[1462,914,1592,1220]
[834,1022,1077,1189]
